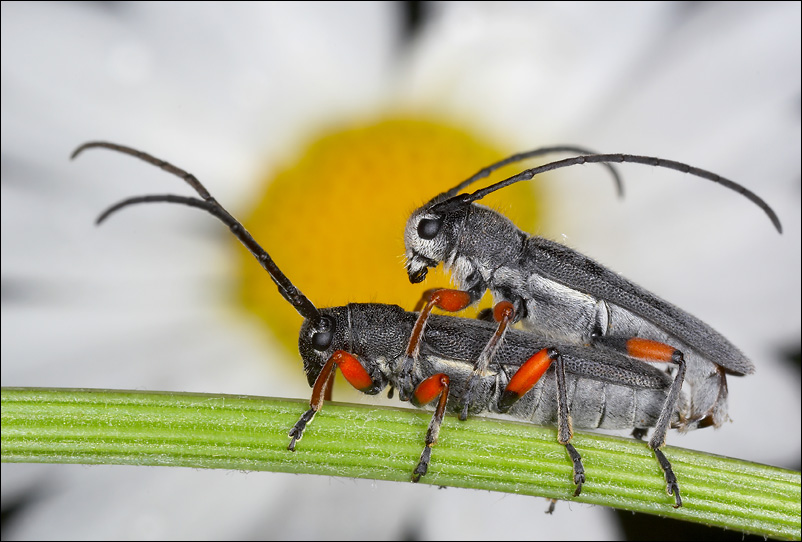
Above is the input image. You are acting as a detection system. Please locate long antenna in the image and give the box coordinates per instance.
[449,153,782,233]
[72,141,323,323]
[443,145,625,199]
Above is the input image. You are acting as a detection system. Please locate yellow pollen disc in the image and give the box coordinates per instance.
[237,117,542,356]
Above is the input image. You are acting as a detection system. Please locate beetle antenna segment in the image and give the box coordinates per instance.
[72,141,323,324]
[447,153,782,233]
[443,145,625,199]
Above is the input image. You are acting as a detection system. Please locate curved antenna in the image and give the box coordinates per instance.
[444,145,625,199]
[456,153,782,233]
[72,141,323,323]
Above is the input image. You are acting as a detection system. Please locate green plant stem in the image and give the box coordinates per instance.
[2,387,799,540]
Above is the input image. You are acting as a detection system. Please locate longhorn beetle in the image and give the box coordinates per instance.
[403,148,782,470]
[74,142,704,507]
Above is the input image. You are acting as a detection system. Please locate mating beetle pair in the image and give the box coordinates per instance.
[73,140,781,508]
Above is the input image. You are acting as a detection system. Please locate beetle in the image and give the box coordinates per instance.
[73,141,702,507]
[403,149,782,459]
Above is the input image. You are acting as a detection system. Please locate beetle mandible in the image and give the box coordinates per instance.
[403,149,782,454]
[74,142,706,507]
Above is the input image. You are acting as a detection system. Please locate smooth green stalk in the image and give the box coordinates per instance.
[2,387,799,540]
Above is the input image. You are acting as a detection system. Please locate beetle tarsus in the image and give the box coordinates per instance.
[287,408,316,451]
[654,448,682,507]
[565,443,585,496]
[412,447,431,482]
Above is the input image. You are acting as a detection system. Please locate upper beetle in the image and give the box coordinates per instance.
[404,148,782,432]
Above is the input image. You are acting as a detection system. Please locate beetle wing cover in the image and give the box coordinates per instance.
[527,237,754,376]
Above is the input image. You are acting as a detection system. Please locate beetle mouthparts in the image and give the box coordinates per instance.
[408,266,428,284]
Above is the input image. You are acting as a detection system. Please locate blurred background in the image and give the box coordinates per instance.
[2,2,799,540]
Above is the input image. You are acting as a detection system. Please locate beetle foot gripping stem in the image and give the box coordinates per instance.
[654,448,682,508]
[593,336,685,507]
[288,408,316,451]
[288,352,340,451]
[496,347,585,498]
[564,443,585,496]
[411,373,451,483]
[412,447,432,482]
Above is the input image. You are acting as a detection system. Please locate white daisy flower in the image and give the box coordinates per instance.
[2,2,799,540]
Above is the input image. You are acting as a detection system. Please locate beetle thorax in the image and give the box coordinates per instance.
[451,204,526,276]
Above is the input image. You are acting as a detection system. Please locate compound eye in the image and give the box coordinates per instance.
[417,217,442,240]
[311,316,335,351]
[311,330,332,351]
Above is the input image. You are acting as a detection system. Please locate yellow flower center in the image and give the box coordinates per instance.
[237,117,541,357]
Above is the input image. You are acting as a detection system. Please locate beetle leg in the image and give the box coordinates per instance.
[410,373,451,482]
[591,336,685,508]
[398,289,472,401]
[459,301,515,421]
[498,348,557,412]
[288,355,336,451]
[497,347,584,496]
[288,350,375,451]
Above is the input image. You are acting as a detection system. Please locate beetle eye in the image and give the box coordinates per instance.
[417,217,442,240]
[311,316,334,351]
[311,330,332,351]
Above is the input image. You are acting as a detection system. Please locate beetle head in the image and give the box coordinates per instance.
[297,307,351,386]
[404,195,471,284]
